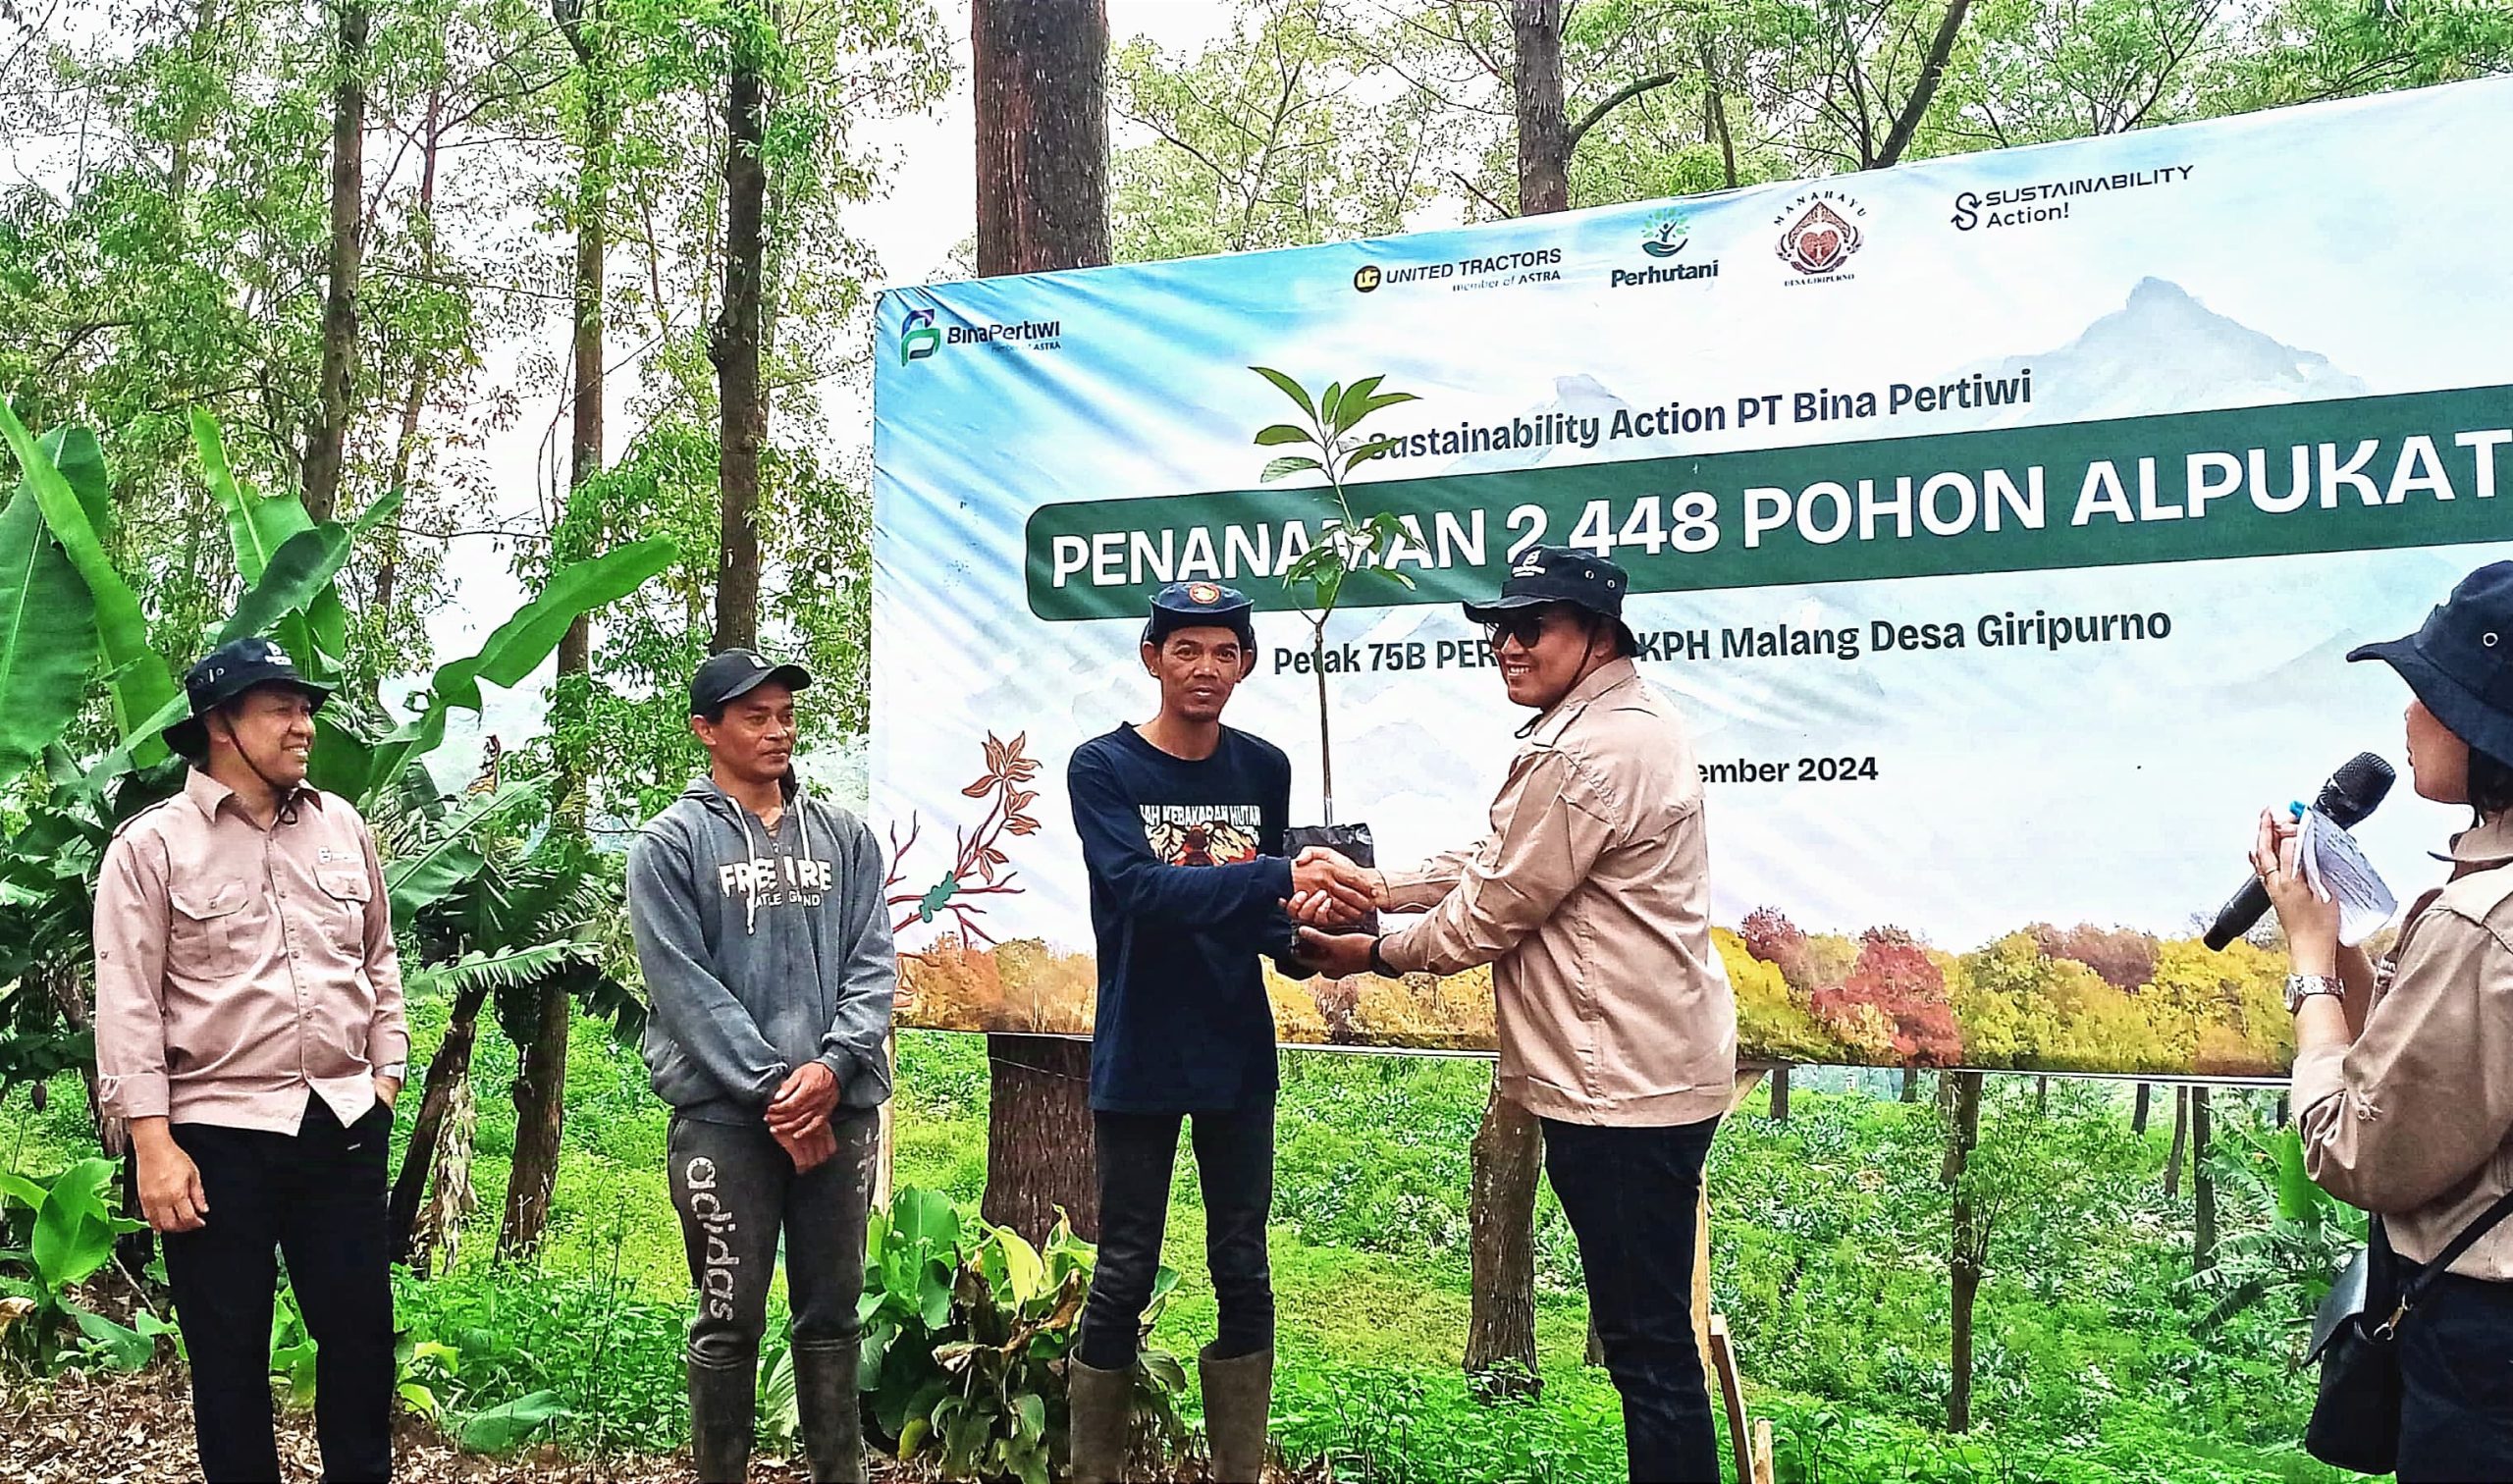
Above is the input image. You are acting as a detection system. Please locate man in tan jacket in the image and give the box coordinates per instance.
[1296,547,1737,1483]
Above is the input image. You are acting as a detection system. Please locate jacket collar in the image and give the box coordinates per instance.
[2447,812,2513,865]
[1522,658,1640,742]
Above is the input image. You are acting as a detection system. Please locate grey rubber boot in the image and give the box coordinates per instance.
[791,1340,866,1483]
[1067,1355,1133,1484]
[1198,1344,1273,1483]
[688,1349,758,1484]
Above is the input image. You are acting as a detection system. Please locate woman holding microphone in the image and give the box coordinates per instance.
[2253,560,2513,1481]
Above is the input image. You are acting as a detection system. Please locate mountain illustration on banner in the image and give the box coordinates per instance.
[1956,277,2367,425]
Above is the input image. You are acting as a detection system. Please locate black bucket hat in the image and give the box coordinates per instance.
[164,636,333,760]
[2349,560,2513,767]
[1465,545,1638,652]
[690,648,814,716]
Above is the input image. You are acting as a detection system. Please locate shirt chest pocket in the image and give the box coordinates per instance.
[167,881,256,977]
[316,870,371,955]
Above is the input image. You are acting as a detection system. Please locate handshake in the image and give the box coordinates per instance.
[1285,847,1390,978]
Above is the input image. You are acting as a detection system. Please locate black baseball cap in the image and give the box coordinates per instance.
[164,636,332,760]
[2350,561,2513,767]
[1144,580,1256,650]
[690,648,813,716]
[1465,546,1637,650]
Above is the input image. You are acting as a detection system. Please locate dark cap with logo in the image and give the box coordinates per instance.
[690,648,814,716]
[1143,581,1256,649]
[2350,560,2513,766]
[164,636,333,760]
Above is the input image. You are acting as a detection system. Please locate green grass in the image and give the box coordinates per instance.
[1,1011,2358,1482]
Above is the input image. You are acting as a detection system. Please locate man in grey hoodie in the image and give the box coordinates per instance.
[627,648,895,1484]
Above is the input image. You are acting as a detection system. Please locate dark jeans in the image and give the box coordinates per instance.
[164,1094,395,1484]
[667,1109,878,1366]
[1077,1102,1274,1371]
[2398,1271,2513,1482]
[1542,1115,1721,1484]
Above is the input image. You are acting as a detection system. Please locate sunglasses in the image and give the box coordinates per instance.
[1482,610,1557,651]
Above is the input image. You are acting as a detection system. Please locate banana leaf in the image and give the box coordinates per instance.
[190,410,361,675]
[0,446,102,786]
[357,538,677,812]
[0,402,177,762]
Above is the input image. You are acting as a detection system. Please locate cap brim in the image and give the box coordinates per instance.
[163,716,208,759]
[2350,634,2513,767]
[1462,594,1554,623]
[707,662,814,711]
[164,676,331,759]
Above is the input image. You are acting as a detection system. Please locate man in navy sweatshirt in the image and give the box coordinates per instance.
[626,649,894,1484]
[1063,581,1370,1484]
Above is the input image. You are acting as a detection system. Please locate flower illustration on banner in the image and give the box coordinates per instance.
[885,731,1041,946]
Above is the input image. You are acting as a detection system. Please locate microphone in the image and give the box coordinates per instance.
[2202,752,2395,951]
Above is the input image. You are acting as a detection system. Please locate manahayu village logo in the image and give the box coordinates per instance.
[1613,206,1718,288]
[1774,189,1866,283]
[897,306,1062,365]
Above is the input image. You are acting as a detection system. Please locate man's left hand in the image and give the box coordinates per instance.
[1296,927,1377,979]
[767,1061,840,1137]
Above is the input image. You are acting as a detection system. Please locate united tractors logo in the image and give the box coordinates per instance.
[1352,264,1382,292]
[1775,191,1866,279]
[900,307,941,364]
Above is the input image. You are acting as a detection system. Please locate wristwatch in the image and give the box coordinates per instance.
[2284,974,2343,1014]
[1368,936,1396,978]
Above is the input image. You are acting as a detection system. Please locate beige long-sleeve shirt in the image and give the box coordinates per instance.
[1378,660,1738,1127]
[93,768,407,1135]
[2293,813,2513,1279]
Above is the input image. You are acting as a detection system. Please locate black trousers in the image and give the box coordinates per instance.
[1542,1114,1722,1484]
[1077,1101,1274,1371]
[164,1094,395,1484]
[2398,1271,2513,1482]
[667,1109,879,1366]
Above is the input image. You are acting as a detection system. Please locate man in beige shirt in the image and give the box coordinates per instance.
[94,636,406,1483]
[1296,548,1737,1484]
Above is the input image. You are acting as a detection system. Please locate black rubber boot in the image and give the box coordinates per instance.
[1198,1343,1272,1483]
[791,1339,865,1483]
[1067,1355,1133,1484]
[688,1348,758,1484]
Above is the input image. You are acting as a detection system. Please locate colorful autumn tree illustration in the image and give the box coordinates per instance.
[885,731,1042,946]
[1813,926,1963,1067]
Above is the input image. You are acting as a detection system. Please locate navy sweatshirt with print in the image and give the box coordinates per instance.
[1068,724,1302,1114]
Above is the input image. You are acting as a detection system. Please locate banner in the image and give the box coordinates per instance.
[872,79,2513,1076]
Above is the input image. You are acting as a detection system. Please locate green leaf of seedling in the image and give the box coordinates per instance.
[1249,366,1315,422]
[1254,423,1315,447]
[1260,455,1324,483]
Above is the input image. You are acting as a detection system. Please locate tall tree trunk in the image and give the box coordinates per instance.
[1702,35,1738,188]
[972,0,1108,1246]
[1464,1080,1543,1399]
[1463,3,1571,1395]
[2192,1086,2217,1272]
[1871,0,1972,169]
[2165,1086,2187,1196]
[2035,1075,2049,1114]
[302,0,368,523]
[1768,1066,1790,1123]
[165,0,224,224]
[390,981,489,1262]
[2131,1082,2151,1136]
[499,981,570,1259]
[1899,1066,1919,1102]
[708,6,770,655]
[554,0,607,825]
[375,82,446,701]
[1511,0,1568,215]
[1945,1071,1983,1433]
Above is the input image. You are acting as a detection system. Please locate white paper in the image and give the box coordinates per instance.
[2299,807,2399,948]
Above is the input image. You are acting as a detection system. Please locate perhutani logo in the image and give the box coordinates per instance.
[1951,165,2193,231]
[900,308,940,364]
[1349,247,1562,293]
[1774,190,1867,283]
[1614,206,1719,288]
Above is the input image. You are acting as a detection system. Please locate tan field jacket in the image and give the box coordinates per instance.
[1379,660,1738,1127]
[2295,813,2513,1279]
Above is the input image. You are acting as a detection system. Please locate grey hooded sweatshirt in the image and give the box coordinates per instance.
[627,773,894,1123]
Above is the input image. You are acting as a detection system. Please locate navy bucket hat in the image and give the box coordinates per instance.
[2349,560,2513,767]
